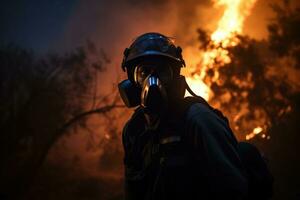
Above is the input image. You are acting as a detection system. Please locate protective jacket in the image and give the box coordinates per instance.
[122,97,251,200]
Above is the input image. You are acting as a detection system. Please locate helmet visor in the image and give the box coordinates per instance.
[134,62,174,87]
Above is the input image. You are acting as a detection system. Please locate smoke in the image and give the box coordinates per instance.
[54,0,219,69]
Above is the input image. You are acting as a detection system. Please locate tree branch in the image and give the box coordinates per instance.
[58,103,125,135]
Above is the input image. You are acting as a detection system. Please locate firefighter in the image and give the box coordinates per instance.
[118,32,272,200]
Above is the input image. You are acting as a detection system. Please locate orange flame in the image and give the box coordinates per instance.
[185,0,261,140]
[245,126,263,140]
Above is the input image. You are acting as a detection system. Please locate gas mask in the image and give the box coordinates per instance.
[118,62,186,114]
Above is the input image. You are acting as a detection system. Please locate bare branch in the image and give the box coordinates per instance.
[57,103,125,136]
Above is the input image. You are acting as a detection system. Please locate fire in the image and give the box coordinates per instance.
[186,0,257,100]
[245,126,263,140]
[211,0,257,43]
[185,0,264,140]
[185,76,210,100]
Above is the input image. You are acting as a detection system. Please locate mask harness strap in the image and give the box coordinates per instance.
[184,78,202,99]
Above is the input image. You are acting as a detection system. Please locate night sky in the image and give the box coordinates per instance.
[0,0,78,53]
[0,0,183,58]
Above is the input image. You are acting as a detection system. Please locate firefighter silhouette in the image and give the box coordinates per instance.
[118,32,273,200]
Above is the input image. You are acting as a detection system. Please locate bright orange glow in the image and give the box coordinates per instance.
[246,126,263,140]
[104,134,111,140]
[186,0,257,101]
[185,76,210,100]
[253,127,263,134]
[185,0,264,140]
[211,0,257,43]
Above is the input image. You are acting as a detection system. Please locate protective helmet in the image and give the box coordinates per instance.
[122,32,185,80]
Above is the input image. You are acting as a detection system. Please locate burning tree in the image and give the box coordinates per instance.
[185,0,299,141]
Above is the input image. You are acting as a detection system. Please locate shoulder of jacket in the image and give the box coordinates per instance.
[184,102,217,124]
[182,97,229,127]
[184,102,238,146]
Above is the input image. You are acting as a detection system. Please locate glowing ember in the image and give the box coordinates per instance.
[253,127,263,134]
[246,126,263,140]
[104,134,111,140]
